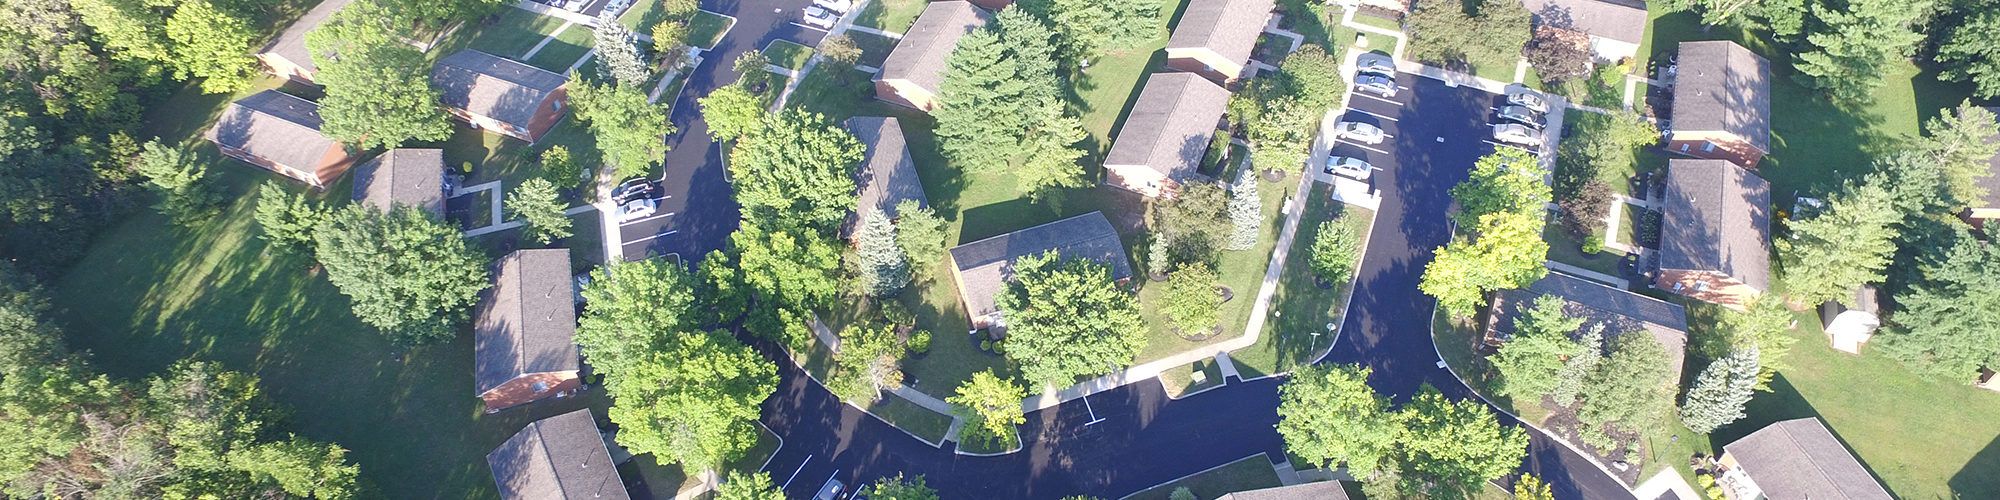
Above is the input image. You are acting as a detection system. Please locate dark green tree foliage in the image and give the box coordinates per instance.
[1160,263,1221,335]
[163,0,260,94]
[716,471,785,500]
[730,110,862,227]
[696,249,752,325]
[1554,105,1657,205]
[1394,386,1530,499]
[1491,295,1585,400]
[1275,45,1346,111]
[606,329,776,471]
[1577,332,1673,453]
[1776,181,1901,305]
[997,252,1147,388]
[1939,11,2000,98]
[1680,346,1759,433]
[1276,364,1400,471]
[313,205,490,344]
[1154,182,1230,262]
[135,140,223,226]
[1654,0,1806,39]
[869,473,940,500]
[1406,0,1530,70]
[828,322,904,402]
[577,258,701,378]
[893,199,949,279]
[1548,326,1603,406]
[1017,0,1160,63]
[1309,217,1360,283]
[570,76,674,177]
[1792,0,1931,104]
[1915,102,2000,208]
[1879,237,2000,379]
[733,50,773,91]
[855,210,912,296]
[306,0,453,150]
[506,178,571,244]
[934,7,1089,204]
[539,145,585,189]
[253,183,324,253]
[1525,30,1592,85]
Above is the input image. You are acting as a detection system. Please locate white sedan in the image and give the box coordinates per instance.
[1324,156,1373,181]
[617,198,658,224]
[1333,121,1386,145]
[802,6,837,28]
[1492,123,1544,148]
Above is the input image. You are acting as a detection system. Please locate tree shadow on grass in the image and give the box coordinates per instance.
[1950,436,2000,497]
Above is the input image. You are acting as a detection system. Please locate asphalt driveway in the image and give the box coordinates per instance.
[743,72,1636,500]
[614,0,834,263]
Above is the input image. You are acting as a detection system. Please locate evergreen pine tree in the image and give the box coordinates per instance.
[1226,173,1261,250]
[934,30,1027,174]
[593,11,650,88]
[255,183,323,252]
[856,210,911,296]
[1792,0,1931,103]
[1777,181,1901,305]
[1549,324,1603,406]
[1680,346,1760,433]
[1149,232,1171,276]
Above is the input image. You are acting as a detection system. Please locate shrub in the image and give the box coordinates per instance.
[1170,486,1196,500]
[980,339,992,351]
[1582,235,1604,254]
[881,299,914,326]
[908,330,931,354]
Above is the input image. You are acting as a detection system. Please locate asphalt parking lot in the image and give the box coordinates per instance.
[1315,71,1549,193]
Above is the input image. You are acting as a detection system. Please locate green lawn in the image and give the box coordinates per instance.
[849,31,900,68]
[431,8,568,60]
[687,11,735,50]
[1619,203,1645,248]
[861,393,955,444]
[1159,357,1225,398]
[1274,0,1335,49]
[852,0,928,32]
[1118,454,1285,500]
[1351,11,1403,32]
[764,39,815,71]
[1330,25,1396,58]
[1135,171,1300,364]
[526,24,597,73]
[1235,185,1373,378]
[619,0,668,32]
[1542,223,1623,278]
[1560,110,1665,197]
[627,425,781,500]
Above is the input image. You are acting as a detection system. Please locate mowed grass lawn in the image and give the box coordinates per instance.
[764,39,815,70]
[432,7,568,60]
[526,24,597,73]
[852,0,928,32]
[1135,169,1298,364]
[1235,186,1373,377]
[1118,453,1283,500]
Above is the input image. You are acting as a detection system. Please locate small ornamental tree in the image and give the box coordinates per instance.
[539,146,584,189]
[1309,218,1359,282]
[868,474,939,500]
[829,322,904,402]
[1680,346,1760,433]
[653,20,689,69]
[1225,173,1261,250]
[1525,29,1592,85]
[1160,263,1221,335]
[855,210,912,296]
[1276,364,1400,471]
[1578,332,1674,452]
[1169,487,1195,500]
[949,370,1028,447]
[715,472,784,500]
[570,77,673,177]
[1490,295,1585,400]
[254,183,324,252]
[593,11,648,88]
[997,252,1146,388]
[506,178,572,244]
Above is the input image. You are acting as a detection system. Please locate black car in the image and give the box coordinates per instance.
[610,178,655,203]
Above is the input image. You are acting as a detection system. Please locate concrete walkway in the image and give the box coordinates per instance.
[522,22,575,59]
[844,25,902,39]
[1631,467,1702,500]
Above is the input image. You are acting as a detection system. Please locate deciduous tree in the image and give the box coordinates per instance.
[1451,148,1548,229]
[949,370,1028,448]
[699,85,766,142]
[1421,210,1548,318]
[730,110,862,227]
[998,252,1146,388]
[506,178,571,244]
[1578,332,1673,452]
[828,322,904,402]
[570,77,674,177]
[894,200,949,279]
[577,257,702,378]
[1310,217,1360,283]
[1160,263,1221,335]
[1276,364,1400,471]
[1395,386,1529,499]
[164,0,259,94]
[539,145,585,189]
[313,205,489,344]
[1777,181,1900,305]
[254,183,324,252]
[1491,295,1585,400]
[716,472,785,500]
[607,329,776,471]
[868,474,939,500]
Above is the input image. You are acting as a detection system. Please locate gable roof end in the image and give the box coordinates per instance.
[874,1,991,93]
[1168,0,1279,65]
[1724,417,1893,500]
[432,50,568,128]
[474,249,580,397]
[486,409,631,500]
[1517,0,1649,45]
[1671,40,1771,153]
[842,117,929,238]
[205,90,341,171]
[1104,73,1233,181]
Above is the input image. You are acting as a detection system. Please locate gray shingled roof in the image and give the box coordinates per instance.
[1215,481,1351,500]
[1672,41,1771,153]
[205,90,341,171]
[874,1,989,94]
[487,409,631,500]
[1724,418,1893,500]
[843,117,929,238]
[1489,271,1689,376]
[474,249,579,396]
[1519,0,1648,45]
[949,212,1132,320]
[1166,0,1278,64]
[433,50,568,128]
[1104,73,1232,180]
[258,0,354,75]
[1659,159,1772,292]
[351,149,446,216]
[1979,108,2000,209]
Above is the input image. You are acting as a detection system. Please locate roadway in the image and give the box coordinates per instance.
[748,73,1639,500]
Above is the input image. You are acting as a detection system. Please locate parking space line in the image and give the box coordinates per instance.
[1352,92,1403,106]
[618,211,676,226]
[1341,142,1391,155]
[624,229,679,245]
[1345,108,1398,121]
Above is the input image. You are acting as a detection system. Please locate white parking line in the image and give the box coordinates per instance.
[1353,92,1403,106]
[1340,142,1391,155]
[1345,107,1399,121]
[780,455,811,490]
[618,210,677,226]
[792,21,830,32]
[1482,140,1539,153]
[624,229,679,245]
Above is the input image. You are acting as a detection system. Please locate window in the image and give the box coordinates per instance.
[1701,141,1717,152]
[1679,143,1690,152]
[552,99,564,112]
[532,381,549,393]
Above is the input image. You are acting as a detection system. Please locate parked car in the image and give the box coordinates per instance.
[1507,90,1550,114]
[561,0,584,12]
[1333,121,1387,145]
[1356,52,1395,76]
[616,198,658,224]
[813,480,844,500]
[1325,155,1373,181]
[1497,105,1542,128]
[1491,123,1544,148]
[1355,74,1398,99]
[803,6,837,28]
[813,0,853,13]
[610,177,655,204]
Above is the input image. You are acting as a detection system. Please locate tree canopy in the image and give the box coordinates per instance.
[1491,295,1585,400]
[1577,332,1674,452]
[307,0,452,150]
[699,85,766,142]
[1394,386,1530,499]
[1160,263,1221,335]
[997,252,1147,388]
[828,322,905,402]
[1792,0,1931,103]
[1879,236,2000,379]
[1017,0,1160,64]
[507,178,572,244]
[606,329,777,471]
[313,205,489,344]
[577,258,703,377]
[1680,346,1759,433]
[894,199,950,279]
[950,370,1028,448]
[1421,209,1548,318]
[570,77,674,177]
[1451,148,1549,229]
[1777,180,1900,305]
[1276,364,1401,471]
[1310,217,1361,283]
[729,110,862,227]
